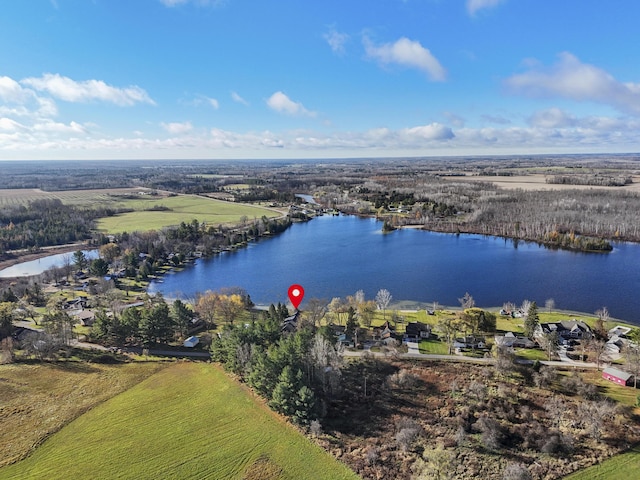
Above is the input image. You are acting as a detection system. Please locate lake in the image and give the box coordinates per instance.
[0,250,99,278]
[149,215,640,323]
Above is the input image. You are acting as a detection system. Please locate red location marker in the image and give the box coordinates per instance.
[288,284,305,310]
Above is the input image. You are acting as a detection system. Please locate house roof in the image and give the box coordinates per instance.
[602,367,633,381]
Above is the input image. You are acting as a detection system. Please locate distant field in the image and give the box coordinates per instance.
[445,174,640,192]
[0,187,152,207]
[0,362,357,480]
[96,194,280,233]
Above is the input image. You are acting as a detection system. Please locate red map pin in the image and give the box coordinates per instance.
[288,284,305,310]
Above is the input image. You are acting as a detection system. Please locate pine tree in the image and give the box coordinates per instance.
[269,366,301,416]
[524,301,539,338]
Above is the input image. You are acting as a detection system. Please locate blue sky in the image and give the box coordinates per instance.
[1,0,640,160]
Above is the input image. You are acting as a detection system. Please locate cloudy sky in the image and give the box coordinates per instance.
[1,0,640,160]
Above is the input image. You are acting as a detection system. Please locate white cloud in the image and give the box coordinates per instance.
[505,52,640,116]
[402,123,455,141]
[364,36,446,81]
[467,0,507,16]
[33,120,86,134]
[528,108,576,129]
[231,91,249,106]
[0,118,25,132]
[161,121,193,135]
[22,73,155,106]
[324,28,349,55]
[0,76,26,102]
[266,91,316,117]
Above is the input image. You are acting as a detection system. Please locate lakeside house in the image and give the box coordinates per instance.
[281,311,300,334]
[403,322,431,342]
[534,320,592,342]
[494,331,536,349]
[183,336,200,348]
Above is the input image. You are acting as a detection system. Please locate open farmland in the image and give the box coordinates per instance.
[0,187,157,207]
[0,361,165,468]
[95,194,281,233]
[0,362,358,480]
[446,174,640,192]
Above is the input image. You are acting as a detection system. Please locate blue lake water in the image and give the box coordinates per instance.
[0,250,99,278]
[149,215,640,323]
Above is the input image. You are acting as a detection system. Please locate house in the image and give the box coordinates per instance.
[64,298,88,310]
[281,311,300,334]
[371,321,398,345]
[609,325,632,339]
[535,320,592,341]
[72,309,96,327]
[602,366,634,386]
[494,331,536,349]
[453,336,485,349]
[183,336,199,348]
[403,322,431,341]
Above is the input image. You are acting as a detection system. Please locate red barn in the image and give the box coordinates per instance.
[602,367,633,386]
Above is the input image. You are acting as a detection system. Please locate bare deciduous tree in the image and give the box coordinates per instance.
[375,288,392,321]
[587,337,609,369]
[458,292,475,309]
[545,298,556,313]
[303,298,328,327]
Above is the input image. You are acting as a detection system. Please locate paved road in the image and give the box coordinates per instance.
[342,349,601,369]
[121,346,211,358]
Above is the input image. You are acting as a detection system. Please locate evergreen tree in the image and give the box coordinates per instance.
[171,299,194,338]
[89,258,109,276]
[140,302,172,345]
[524,301,540,338]
[293,385,316,426]
[269,366,302,416]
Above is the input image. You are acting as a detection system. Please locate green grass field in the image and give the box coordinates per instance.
[0,362,357,480]
[96,194,280,233]
[564,445,640,480]
[0,361,165,468]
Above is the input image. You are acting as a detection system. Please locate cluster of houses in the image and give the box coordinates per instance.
[495,319,638,388]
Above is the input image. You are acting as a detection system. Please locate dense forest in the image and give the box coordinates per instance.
[0,199,109,253]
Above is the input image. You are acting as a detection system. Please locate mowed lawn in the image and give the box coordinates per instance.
[96,195,281,234]
[0,362,358,480]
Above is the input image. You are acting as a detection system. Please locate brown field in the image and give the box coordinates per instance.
[0,187,161,207]
[444,174,640,192]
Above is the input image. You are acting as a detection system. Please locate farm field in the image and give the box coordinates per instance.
[96,194,281,233]
[0,362,358,480]
[0,187,154,207]
[445,173,640,192]
[0,360,165,468]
